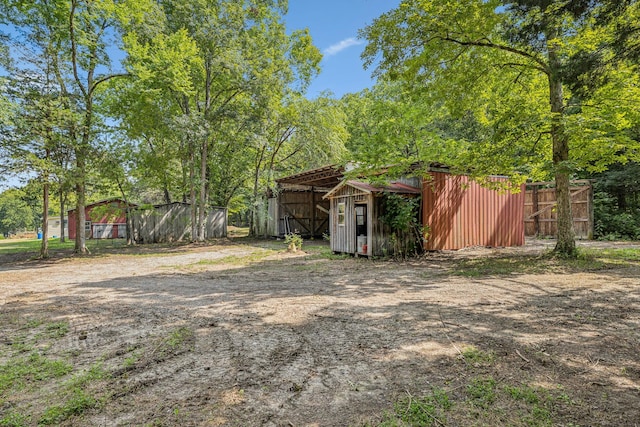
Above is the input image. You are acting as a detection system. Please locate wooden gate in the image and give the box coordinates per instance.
[524,180,593,239]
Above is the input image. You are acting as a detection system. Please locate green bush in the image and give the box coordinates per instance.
[284,233,303,252]
[593,191,640,240]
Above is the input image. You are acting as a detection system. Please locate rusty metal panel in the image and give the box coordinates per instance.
[423,172,525,250]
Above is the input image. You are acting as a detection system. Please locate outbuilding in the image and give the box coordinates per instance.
[264,165,344,238]
[324,179,422,257]
[322,167,525,256]
[68,198,136,240]
[422,171,525,250]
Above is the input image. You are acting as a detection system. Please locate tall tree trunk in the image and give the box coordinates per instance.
[189,145,197,242]
[116,177,134,246]
[41,177,49,259]
[548,42,576,256]
[198,138,207,242]
[59,190,66,243]
[73,144,88,253]
[75,178,87,253]
[250,145,267,237]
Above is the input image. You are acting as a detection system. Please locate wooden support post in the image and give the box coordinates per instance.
[588,182,594,239]
[532,186,540,236]
[311,187,316,237]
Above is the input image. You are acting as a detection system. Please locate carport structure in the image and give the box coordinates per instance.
[266,165,344,238]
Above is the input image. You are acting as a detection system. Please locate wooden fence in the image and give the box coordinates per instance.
[524,180,593,239]
[131,202,227,243]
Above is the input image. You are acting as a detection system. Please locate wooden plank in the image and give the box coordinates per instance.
[278,202,311,234]
[316,204,329,214]
[532,186,539,235]
[525,186,590,220]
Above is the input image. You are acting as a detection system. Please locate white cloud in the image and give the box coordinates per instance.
[323,37,364,56]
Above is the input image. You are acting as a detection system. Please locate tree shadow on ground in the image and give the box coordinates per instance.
[1,250,638,426]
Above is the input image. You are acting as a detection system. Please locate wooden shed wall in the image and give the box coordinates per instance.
[268,190,330,237]
[132,204,227,243]
[524,182,593,239]
[423,172,525,250]
[328,185,362,254]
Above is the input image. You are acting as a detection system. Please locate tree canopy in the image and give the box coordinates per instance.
[360,0,640,255]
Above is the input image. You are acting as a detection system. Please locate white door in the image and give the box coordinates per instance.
[93,224,113,239]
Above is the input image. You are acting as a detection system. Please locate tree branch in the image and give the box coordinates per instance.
[438,35,550,75]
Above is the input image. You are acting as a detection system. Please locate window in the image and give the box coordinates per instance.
[84,221,92,231]
[337,202,346,226]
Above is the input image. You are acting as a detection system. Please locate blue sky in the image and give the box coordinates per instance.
[285,0,400,98]
[0,1,400,191]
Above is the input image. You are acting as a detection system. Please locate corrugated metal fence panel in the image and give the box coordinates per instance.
[132,204,226,243]
[205,207,227,239]
[267,198,278,236]
[423,172,525,250]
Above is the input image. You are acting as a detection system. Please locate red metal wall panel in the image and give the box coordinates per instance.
[68,200,130,239]
[423,172,525,250]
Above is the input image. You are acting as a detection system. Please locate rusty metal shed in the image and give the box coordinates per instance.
[422,172,525,250]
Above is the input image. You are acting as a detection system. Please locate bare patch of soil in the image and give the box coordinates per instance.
[1,239,639,426]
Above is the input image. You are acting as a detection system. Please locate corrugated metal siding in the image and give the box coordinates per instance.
[267,198,278,236]
[131,203,226,243]
[423,172,525,250]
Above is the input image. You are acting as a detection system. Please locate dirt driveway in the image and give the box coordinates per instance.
[1,239,639,426]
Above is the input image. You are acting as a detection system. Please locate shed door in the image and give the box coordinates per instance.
[355,204,367,253]
[93,224,113,239]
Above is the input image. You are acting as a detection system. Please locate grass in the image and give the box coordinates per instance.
[461,346,496,364]
[0,315,109,426]
[0,411,30,427]
[365,347,577,427]
[0,352,73,396]
[191,248,278,267]
[0,238,127,256]
[39,389,98,425]
[467,376,497,409]
[449,247,640,277]
[367,378,569,427]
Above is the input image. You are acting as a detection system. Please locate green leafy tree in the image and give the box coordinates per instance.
[122,0,324,241]
[0,188,36,236]
[1,0,155,253]
[361,0,640,255]
[249,94,348,235]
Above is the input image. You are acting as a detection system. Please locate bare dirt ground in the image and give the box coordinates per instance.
[1,238,639,426]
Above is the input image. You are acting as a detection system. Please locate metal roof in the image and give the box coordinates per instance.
[275,164,344,189]
[324,180,421,199]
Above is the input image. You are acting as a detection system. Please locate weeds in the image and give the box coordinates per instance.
[43,322,69,339]
[450,255,547,277]
[284,233,303,252]
[467,376,497,408]
[376,388,452,426]
[367,377,572,427]
[0,411,29,427]
[461,346,495,365]
[0,353,72,395]
[449,247,640,277]
[39,389,98,425]
[190,248,277,267]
